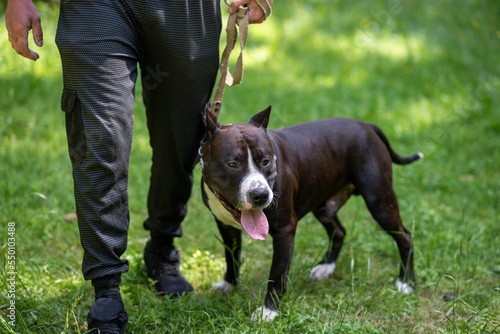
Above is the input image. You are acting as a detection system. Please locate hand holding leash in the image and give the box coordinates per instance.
[227,0,273,24]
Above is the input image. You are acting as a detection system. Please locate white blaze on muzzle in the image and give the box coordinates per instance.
[239,148,273,240]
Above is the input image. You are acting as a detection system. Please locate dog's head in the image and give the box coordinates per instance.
[200,106,277,240]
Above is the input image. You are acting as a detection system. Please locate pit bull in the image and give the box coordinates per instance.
[199,106,422,322]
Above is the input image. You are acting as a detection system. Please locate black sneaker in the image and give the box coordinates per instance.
[87,295,128,334]
[144,240,194,297]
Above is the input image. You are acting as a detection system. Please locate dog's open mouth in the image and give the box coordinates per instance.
[213,190,269,240]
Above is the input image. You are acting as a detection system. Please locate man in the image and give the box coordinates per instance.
[6,0,272,332]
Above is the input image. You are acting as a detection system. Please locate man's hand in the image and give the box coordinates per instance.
[228,0,273,24]
[6,0,44,61]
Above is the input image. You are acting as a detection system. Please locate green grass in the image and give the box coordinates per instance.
[1,0,499,333]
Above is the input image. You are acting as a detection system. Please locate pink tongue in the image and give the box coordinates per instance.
[240,209,269,240]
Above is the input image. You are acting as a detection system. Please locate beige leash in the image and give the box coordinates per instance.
[211,0,271,118]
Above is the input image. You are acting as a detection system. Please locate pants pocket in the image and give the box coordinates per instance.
[61,89,86,165]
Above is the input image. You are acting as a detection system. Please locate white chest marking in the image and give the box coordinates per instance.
[203,182,242,230]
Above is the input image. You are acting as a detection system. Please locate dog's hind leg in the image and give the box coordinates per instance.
[309,213,346,280]
[361,184,415,294]
[212,220,242,294]
[309,185,354,280]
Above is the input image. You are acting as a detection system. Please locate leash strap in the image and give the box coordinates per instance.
[224,6,248,88]
[211,5,248,118]
[255,0,272,18]
[211,0,272,118]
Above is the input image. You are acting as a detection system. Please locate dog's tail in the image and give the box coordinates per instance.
[372,124,423,165]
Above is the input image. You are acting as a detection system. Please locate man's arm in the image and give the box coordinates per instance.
[6,0,44,61]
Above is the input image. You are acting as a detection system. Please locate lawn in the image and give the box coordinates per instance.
[1,0,499,333]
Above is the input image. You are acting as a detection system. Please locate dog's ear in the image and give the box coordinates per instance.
[249,106,271,129]
[203,107,221,142]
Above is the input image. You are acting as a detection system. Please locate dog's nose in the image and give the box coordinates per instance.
[248,188,270,206]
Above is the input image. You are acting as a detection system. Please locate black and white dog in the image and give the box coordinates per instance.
[200,107,421,321]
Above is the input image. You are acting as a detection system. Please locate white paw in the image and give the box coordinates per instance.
[212,279,235,294]
[309,263,336,280]
[396,278,414,294]
[250,306,279,322]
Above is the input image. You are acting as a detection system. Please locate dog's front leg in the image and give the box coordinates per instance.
[212,220,242,294]
[251,223,297,322]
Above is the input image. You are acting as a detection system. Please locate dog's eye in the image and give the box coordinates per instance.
[262,159,270,167]
[227,162,238,169]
